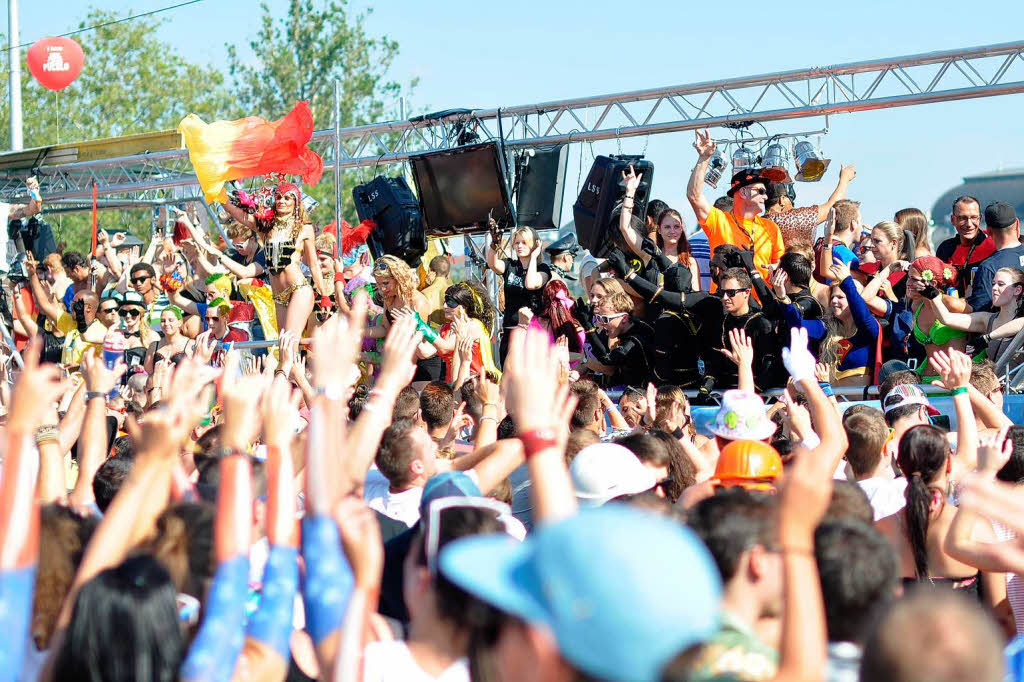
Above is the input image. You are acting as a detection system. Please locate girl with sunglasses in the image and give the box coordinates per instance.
[581,288,654,390]
[426,282,501,385]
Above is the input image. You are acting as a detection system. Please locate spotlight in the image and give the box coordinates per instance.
[760,142,791,183]
[731,145,756,172]
[704,149,726,188]
[793,140,831,182]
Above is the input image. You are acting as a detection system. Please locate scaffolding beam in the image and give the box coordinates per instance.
[3,40,1024,202]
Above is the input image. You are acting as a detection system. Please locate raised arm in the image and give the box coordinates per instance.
[0,339,68,677]
[240,377,301,681]
[221,197,258,231]
[486,219,507,276]
[831,262,879,339]
[25,259,61,324]
[926,288,987,332]
[504,327,578,523]
[686,130,715,225]
[617,165,646,258]
[523,241,546,290]
[931,350,978,472]
[68,352,125,508]
[814,165,856,224]
[180,359,264,682]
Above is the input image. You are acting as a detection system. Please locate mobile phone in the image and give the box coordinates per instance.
[929,414,951,431]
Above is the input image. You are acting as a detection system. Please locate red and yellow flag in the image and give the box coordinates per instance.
[179,101,324,203]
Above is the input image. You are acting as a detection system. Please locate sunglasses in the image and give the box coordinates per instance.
[120,308,142,319]
[655,476,675,496]
[444,296,460,308]
[425,496,515,575]
[721,288,750,298]
[100,306,119,314]
[130,276,150,284]
[593,312,627,325]
[747,186,768,196]
[373,261,391,273]
[205,316,221,323]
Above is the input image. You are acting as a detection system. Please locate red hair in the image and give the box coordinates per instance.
[541,279,581,352]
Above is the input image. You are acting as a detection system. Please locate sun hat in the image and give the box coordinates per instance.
[707,389,777,441]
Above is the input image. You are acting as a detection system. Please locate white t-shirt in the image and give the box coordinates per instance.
[858,476,907,521]
[364,467,424,527]
[363,640,469,682]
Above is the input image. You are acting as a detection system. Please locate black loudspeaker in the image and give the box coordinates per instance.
[572,155,654,257]
[352,175,426,267]
[514,146,568,228]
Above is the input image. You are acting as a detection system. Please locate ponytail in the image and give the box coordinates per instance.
[896,424,949,580]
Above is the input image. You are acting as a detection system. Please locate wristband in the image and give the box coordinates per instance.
[413,313,439,344]
[85,391,107,402]
[519,427,559,459]
[950,386,968,396]
[818,382,834,397]
[334,271,345,284]
[314,383,344,401]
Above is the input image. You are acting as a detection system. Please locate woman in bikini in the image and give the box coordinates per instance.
[210,182,326,337]
[144,307,194,373]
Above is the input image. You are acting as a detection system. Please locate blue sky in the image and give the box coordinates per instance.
[13,0,1024,233]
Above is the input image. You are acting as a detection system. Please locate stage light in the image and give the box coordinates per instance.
[731,145,756,172]
[793,140,830,182]
[760,142,791,182]
[704,149,726,188]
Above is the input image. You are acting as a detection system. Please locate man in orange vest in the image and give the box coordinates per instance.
[686,130,785,285]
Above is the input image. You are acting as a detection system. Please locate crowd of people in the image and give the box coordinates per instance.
[2,128,1024,681]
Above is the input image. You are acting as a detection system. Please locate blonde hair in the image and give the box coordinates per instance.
[314,231,336,254]
[374,255,416,304]
[655,385,696,439]
[895,207,931,253]
[591,277,628,299]
[225,222,253,241]
[603,291,634,314]
[872,220,904,252]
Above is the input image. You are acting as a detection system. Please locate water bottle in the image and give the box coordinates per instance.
[102,330,127,399]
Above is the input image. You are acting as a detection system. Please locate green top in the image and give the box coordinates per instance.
[687,611,779,682]
[913,303,966,347]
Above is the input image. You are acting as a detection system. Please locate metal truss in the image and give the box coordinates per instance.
[3,40,1024,203]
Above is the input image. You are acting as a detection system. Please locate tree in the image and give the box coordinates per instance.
[0,9,234,250]
[226,0,417,224]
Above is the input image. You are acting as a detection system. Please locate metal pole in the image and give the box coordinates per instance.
[333,80,342,241]
[8,0,23,151]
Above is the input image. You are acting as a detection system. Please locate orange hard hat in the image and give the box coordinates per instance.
[713,440,783,491]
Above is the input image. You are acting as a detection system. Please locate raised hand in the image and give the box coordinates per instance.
[219,352,271,451]
[977,424,1013,474]
[504,327,564,432]
[783,326,816,385]
[839,164,857,183]
[772,268,790,300]
[81,348,126,396]
[828,260,851,283]
[192,331,219,365]
[717,328,754,368]
[693,129,717,160]
[262,374,301,449]
[606,249,631,278]
[377,314,421,392]
[622,164,643,195]
[930,349,971,391]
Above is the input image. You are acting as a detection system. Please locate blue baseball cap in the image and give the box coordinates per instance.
[419,471,482,516]
[439,505,721,682]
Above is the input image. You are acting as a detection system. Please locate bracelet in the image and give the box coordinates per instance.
[483,402,500,409]
[648,286,664,304]
[479,415,499,425]
[818,382,834,397]
[950,386,968,396]
[519,427,559,459]
[85,391,107,402]
[34,424,59,446]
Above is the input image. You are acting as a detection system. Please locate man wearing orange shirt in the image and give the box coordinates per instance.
[687,130,784,285]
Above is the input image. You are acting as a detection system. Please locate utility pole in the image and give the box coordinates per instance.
[8,0,23,151]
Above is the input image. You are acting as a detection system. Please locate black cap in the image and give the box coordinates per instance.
[545,233,580,256]
[726,169,770,198]
[984,201,1017,230]
[766,182,795,206]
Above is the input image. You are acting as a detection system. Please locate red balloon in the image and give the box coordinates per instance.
[26,37,84,91]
